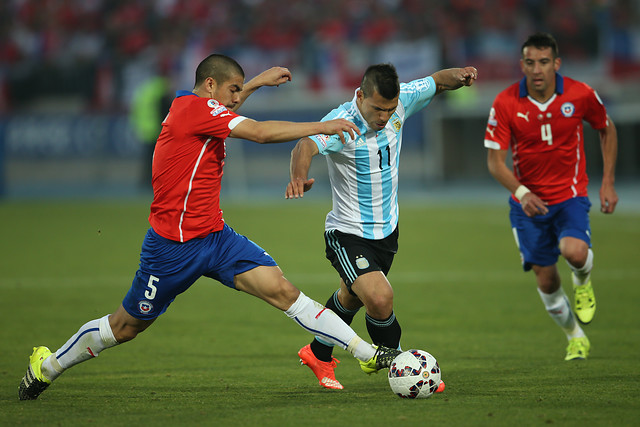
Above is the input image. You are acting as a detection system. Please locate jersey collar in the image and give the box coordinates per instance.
[176,90,197,98]
[349,88,371,133]
[518,72,564,97]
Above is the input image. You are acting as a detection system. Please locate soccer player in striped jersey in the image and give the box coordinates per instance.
[18,54,401,400]
[286,63,477,389]
[484,33,618,360]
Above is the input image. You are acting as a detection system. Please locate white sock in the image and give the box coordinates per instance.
[346,336,376,361]
[285,292,375,361]
[537,288,585,340]
[42,314,119,381]
[568,249,593,286]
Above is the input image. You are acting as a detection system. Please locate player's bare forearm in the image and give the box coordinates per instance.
[231,118,359,144]
[599,116,618,186]
[487,148,548,216]
[290,138,316,179]
[432,67,478,94]
[599,116,619,213]
[487,149,519,193]
[286,138,318,199]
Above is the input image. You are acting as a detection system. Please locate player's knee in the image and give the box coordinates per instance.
[560,239,588,268]
[563,247,588,268]
[267,278,301,310]
[365,293,394,318]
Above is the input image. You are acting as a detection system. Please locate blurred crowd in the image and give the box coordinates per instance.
[1,0,639,112]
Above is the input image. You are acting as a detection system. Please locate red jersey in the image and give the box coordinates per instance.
[484,74,608,205]
[149,91,247,242]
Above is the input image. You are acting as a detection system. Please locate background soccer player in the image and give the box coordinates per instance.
[18,54,401,400]
[285,63,477,389]
[484,33,618,360]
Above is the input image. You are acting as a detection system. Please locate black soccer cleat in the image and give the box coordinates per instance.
[18,346,52,400]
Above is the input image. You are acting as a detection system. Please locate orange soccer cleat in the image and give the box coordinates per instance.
[298,344,343,390]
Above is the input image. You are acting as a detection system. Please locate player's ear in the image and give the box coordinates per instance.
[554,57,561,71]
[205,77,217,97]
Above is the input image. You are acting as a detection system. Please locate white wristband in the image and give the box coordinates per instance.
[514,185,531,201]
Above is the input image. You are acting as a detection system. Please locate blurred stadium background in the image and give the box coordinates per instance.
[0,0,638,204]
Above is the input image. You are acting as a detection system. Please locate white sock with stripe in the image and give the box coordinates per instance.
[41,314,119,382]
[285,292,376,361]
[537,288,585,340]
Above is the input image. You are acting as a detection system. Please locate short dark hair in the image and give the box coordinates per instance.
[194,54,245,87]
[360,63,400,100]
[522,32,559,58]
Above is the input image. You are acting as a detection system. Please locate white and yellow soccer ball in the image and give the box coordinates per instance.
[388,349,441,399]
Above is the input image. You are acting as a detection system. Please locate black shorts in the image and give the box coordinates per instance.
[324,227,399,293]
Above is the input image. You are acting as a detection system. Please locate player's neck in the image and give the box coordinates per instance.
[193,88,208,98]
[528,86,556,104]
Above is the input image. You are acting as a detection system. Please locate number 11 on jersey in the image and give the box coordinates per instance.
[377,145,391,169]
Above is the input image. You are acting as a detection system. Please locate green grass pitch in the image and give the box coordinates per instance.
[1,199,639,426]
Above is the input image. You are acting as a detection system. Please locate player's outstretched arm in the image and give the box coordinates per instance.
[599,115,619,214]
[286,137,319,199]
[431,67,478,94]
[231,67,293,112]
[487,148,548,217]
[230,118,360,145]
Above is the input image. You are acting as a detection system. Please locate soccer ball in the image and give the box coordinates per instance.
[388,349,441,399]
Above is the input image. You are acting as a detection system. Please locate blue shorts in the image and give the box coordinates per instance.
[122,224,277,319]
[509,196,592,271]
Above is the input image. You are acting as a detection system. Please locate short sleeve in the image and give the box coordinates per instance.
[582,86,608,130]
[399,76,437,118]
[484,94,511,151]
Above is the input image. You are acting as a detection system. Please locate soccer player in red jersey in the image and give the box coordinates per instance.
[18,54,402,400]
[484,33,618,360]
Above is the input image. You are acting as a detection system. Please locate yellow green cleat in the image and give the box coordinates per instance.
[18,346,52,400]
[565,337,590,361]
[360,345,401,374]
[573,276,596,324]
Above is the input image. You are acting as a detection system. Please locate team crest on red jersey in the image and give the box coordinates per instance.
[561,102,575,117]
[488,107,498,126]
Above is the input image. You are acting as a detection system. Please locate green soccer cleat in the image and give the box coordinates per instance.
[360,345,402,374]
[573,276,596,325]
[565,337,590,361]
[18,346,53,400]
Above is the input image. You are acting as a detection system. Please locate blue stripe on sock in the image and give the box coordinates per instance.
[56,327,99,359]
[294,317,348,348]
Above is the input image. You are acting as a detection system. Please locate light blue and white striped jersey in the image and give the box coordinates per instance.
[310,76,437,240]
